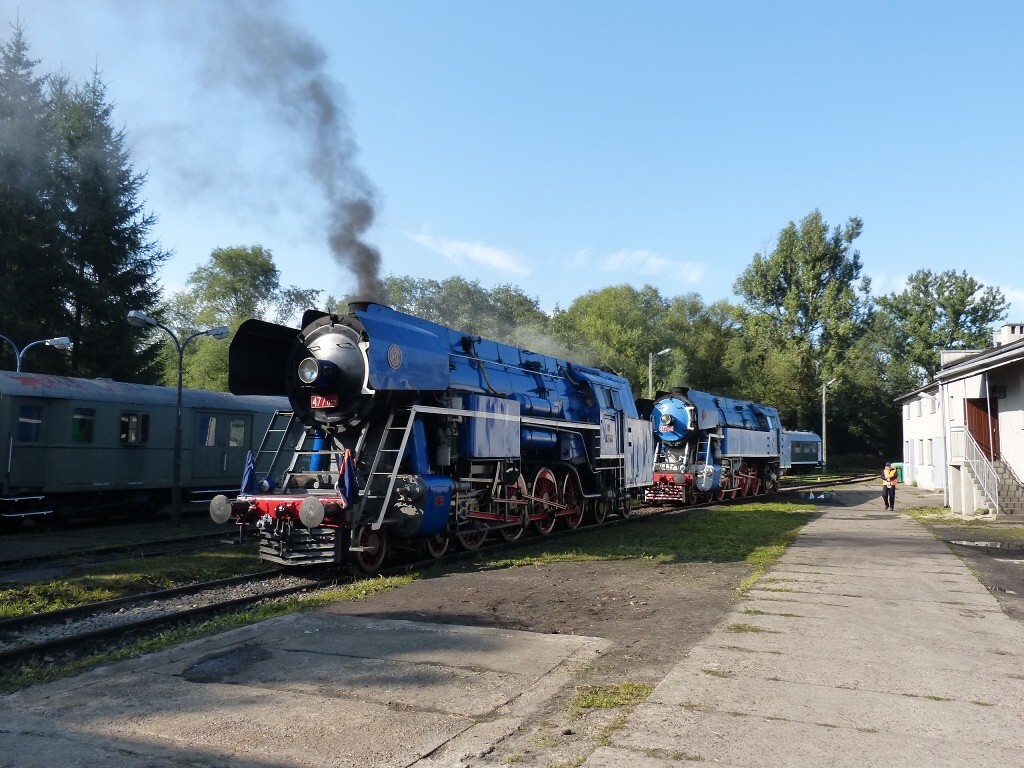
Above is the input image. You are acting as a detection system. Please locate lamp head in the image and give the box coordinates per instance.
[47,336,72,351]
[126,310,156,328]
[207,326,230,340]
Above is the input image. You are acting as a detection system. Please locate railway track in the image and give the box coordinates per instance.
[0,476,862,680]
[0,569,325,674]
[0,531,246,578]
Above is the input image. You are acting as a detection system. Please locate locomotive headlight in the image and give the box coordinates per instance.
[297,357,339,386]
[298,357,321,384]
[660,412,673,426]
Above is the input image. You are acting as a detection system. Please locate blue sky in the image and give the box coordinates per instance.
[6,0,1022,322]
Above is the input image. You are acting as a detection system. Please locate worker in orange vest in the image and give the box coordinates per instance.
[882,461,898,510]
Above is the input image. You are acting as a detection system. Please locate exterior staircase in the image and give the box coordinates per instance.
[991,459,1024,515]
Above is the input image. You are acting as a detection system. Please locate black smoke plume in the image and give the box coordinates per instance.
[209,0,386,303]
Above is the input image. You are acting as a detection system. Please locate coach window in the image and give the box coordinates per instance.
[199,416,218,447]
[119,412,151,444]
[229,417,246,447]
[71,408,96,444]
[17,405,43,443]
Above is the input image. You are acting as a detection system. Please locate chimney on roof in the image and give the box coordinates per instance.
[992,324,1024,347]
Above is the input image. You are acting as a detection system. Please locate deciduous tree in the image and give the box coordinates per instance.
[876,269,1008,382]
[380,275,552,350]
[549,284,669,393]
[161,245,320,390]
[734,210,870,429]
[661,294,744,397]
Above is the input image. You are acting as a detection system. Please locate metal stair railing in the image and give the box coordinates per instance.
[964,430,1000,516]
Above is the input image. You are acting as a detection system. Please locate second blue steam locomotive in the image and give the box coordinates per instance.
[210,303,653,570]
[645,387,783,504]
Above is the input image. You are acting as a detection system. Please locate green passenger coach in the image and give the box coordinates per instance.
[0,370,284,529]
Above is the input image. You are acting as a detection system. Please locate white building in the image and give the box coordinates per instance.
[896,324,1024,516]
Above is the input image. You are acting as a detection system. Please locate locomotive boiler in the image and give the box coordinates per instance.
[210,303,653,571]
[645,386,782,504]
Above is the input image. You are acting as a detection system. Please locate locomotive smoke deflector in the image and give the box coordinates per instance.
[228,318,298,396]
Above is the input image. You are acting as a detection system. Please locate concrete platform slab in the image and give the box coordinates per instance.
[581,488,1024,767]
[611,704,1024,768]
[0,613,608,768]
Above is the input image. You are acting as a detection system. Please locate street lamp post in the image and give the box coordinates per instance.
[127,310,229,526]
[0,334,72,371]
[822,377,838,471]
[648,348,672,399]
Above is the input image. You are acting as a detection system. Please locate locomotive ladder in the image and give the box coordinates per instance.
[357,406,415,531]
[249,410,299,489]
[697,434,712,466]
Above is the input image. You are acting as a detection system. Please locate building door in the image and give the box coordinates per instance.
[965,398,1000,460]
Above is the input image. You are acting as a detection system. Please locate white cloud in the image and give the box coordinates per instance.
[405,228,531,276]
[572,248,705,284]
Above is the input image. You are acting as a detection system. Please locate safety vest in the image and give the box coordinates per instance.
[883,467,898,487]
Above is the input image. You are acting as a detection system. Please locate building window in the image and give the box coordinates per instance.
[119,412,150,444]
[229,418,246,447]
[17,405,43,443]
[904,404,910,421]
[926,438,933,465]
[917,439,924,463]
[71,408,95,444]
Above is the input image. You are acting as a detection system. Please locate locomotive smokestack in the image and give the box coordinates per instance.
[212,1,387,303]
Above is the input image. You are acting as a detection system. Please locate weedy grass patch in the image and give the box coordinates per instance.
[570,682,654,711]
[905,506,1024,542]
[726,622,769,633]
[481,502,815,570]
[0,549,264,619]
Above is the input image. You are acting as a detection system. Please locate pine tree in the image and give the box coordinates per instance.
[48,70,167,381]
[0,22,63,371]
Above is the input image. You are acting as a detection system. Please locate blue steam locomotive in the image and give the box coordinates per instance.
[210,303,653,571]
[645,386,783,504]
